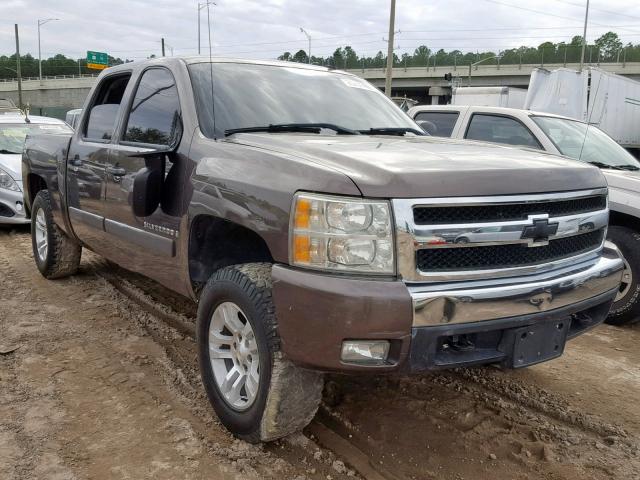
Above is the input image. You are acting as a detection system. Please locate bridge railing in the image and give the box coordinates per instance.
[0,73,99,83]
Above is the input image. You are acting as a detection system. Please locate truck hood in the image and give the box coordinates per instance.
[0,153,22,179]
[228,134,606,197]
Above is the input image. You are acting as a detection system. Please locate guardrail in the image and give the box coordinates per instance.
[0,74,99,83]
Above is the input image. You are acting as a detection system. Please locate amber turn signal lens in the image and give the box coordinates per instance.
[295,198,311,229]
[293,235,311,263]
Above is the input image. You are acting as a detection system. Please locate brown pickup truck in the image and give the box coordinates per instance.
[22,57,623,442]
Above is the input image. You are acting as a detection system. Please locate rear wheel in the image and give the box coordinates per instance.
[197,263,324,442]
[606,226,640,325]
[31,190,82,279]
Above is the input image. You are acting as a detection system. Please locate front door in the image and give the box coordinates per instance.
[66,73,132,249]
[103,67,185,285]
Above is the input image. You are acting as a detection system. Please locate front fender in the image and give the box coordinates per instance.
[185,135,361,263]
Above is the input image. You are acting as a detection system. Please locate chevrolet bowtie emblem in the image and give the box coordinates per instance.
[521,217,559,246]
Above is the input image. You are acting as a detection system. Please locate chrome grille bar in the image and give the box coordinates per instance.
[393,188,609,283]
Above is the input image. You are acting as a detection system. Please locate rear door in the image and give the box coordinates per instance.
[102,66,184,279]
[67,72,132,248]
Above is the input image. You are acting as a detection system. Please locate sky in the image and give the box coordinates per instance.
[1,0,640,62]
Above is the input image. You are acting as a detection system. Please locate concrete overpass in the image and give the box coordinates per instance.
[347,62,640,104]
[1,62,640,117]
[0,75,96,119]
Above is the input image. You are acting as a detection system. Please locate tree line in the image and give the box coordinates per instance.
[0,54,129,80]
[1,31,638,80]
[278,31,640,69]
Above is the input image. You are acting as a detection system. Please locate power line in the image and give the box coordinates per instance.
[484,0,640,35]
[554,0,640,22]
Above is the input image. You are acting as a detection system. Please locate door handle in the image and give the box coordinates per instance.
[107,166,126,177]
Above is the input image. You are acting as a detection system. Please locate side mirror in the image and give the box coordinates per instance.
[132,155,164,217]
[85,104,119,140]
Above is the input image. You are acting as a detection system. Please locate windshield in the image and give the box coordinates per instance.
[532,115,640,170]
[0,123,71,154]
[188,62,420,138]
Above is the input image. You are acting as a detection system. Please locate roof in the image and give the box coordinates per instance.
[0,113,67,125]
[408,104,583,122]
[101,55,343,75]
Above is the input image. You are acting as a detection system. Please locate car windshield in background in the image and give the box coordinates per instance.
[188,63,421,138]
[532,116,640,170]
[0,123,71,154]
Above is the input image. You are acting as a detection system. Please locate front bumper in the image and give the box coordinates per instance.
[0,183,29,225]
[272,244,623,373]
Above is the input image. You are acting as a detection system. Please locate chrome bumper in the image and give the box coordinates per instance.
[410,242,623,327]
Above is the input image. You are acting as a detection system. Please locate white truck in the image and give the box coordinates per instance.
[408,104,640,326]
[452,86,527,109]
[525,67,640,157]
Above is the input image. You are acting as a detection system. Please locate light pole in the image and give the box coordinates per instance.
[198,2,215,55]
[384,0,396,97]
[38,18,59,81]
[468,55,500,86]
[14,23,23,109]
[300,27,311,64]
[579,0,590,71]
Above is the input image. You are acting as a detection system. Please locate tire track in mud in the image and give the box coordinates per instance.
[0,230,361,480]
[3,228,640,479]
[99,252,640,479]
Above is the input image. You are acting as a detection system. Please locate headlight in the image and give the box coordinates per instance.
[0,168,20,192]
[290,192,395,274]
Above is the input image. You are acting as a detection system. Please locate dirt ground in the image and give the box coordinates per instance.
[1,226,639,480]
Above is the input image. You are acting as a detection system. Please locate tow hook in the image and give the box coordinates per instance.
[449,334,475,352]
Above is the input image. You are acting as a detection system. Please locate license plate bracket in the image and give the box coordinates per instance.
[511,319,570,368]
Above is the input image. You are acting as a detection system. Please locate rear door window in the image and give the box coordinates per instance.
[83,73,131,141]
[465,114,542,149]
[414,111,459,137]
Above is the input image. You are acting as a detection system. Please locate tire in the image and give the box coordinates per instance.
[197,263,324,443]
[31,190,82,279]
[606,226,640,325]
[456,237,469,244]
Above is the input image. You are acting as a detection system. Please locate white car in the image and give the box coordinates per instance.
[0,114,72,225]
[408,104,640,325]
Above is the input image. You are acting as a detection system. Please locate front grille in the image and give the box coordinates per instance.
[416,229,604,272]
[0,203,15,217]
[413,195,606,225]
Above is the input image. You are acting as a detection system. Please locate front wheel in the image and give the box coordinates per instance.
[197,263,324,443]
[606,226,640,325]
[31,190,82,279]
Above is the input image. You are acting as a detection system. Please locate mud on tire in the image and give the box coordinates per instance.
[606,226,640,325]
[196,263,324,443]
[31,190,82,279]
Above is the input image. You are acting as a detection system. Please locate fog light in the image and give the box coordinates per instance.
[15,202,23,212]
[341,340,390,364]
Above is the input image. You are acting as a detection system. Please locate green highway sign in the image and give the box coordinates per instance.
[86,51,109,70]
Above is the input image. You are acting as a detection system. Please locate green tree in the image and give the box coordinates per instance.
[292,49,308,63]
[595,32,623,60]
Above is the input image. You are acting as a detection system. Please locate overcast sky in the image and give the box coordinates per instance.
[2,0,640,62]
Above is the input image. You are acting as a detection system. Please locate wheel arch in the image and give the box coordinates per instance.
[609,210,640,232]
[25,173,48,215]
[188,214,276,292]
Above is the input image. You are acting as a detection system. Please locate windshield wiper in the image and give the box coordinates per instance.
[359,127,426,136]
[225,123,359,137]
[0,149,20,155]
[585,161,640,171]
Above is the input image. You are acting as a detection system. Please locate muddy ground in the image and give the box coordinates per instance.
[1,226,639,480]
